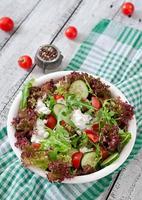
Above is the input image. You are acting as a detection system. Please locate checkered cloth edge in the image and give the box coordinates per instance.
[0,19,142,200]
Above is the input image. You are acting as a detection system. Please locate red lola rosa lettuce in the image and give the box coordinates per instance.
[47,161,74,182]
[15,136,30,149]
[101,124,120,152]
[13,109,37,133]
[12,72,134,182]
[116,98,134,128]
[104,98,134,128]
[21,146,49,170]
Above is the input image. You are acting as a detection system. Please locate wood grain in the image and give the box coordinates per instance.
[0,0,142,199]
[0,0,123,124]
[0,0,82,114]
[0,0,124,115]
[0,1,123,199]
[108,150,142,200]
[112,0,142,30]
[0,0,41,49]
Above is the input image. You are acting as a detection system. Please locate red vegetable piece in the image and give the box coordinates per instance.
[92,123,99,132]
[72,152,83,169]
[54,94,64,101]
[100,147,109,160]
[0,17,14,32]
[121,2,134,16]
[65,26,78,40]
[91,97,101,110]
[18,55,33,70]
[32,143,41,149]
[85,129,95,135]
[60,120,66,126]
[85,129,99,143]
[46,114,57,129]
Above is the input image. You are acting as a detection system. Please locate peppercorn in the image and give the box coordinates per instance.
[39,46,58,61]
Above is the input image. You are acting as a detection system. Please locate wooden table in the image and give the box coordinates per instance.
[0,0,142,199]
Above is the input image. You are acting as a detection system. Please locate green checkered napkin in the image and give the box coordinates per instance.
[1,19,142,200]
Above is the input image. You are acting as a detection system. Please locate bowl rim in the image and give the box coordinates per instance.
[7,71,137,184]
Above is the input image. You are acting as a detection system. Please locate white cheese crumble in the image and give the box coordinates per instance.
[80,147,93,153]
[56,98,66,105]
[31,119,49,143]
[36,99,51,115]
[76,130,82,135]
[71,109,92,130]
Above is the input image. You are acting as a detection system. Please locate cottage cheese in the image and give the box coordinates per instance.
[36,99,51,115]
[80,147,93,153]
[71,109,92,130]
[31,119,49,143]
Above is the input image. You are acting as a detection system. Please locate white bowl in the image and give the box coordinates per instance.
[7,71,137,184]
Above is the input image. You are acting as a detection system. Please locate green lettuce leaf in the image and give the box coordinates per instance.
[21,146,49,170]
[118,129,131,151]
[20,79,35,110]
[41,125,71,153]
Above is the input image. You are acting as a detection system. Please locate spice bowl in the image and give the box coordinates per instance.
[35,44,63,73]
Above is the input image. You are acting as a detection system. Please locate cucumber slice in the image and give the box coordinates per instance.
[121,134,131,147]
[81,151,99,168]
[118,132,131,152]
[69,80,89,99]
[53,104,65,115]
[120,133,131,149]
[101,152,119,167]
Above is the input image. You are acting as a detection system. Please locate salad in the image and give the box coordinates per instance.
[12,72,134,182]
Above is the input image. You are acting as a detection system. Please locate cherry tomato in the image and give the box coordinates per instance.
[18,55,33,70]
[46,114,57,129]
[85,129,99,143]
[60,120,66,126]
[121,2,134,16]
[72,152,83,169]
[65,26,78,40]
[32,143,41,149]
[92,123,99,132]
[54,94,64,101]
[0,17,14,32]
[100,147,109,160]
[91,97,101,110]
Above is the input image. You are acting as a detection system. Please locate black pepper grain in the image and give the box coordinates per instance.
[39,46,58,61]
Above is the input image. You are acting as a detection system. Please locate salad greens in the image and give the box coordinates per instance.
[13,72,134,182]
[20,79,35,110]
[41,125,71,153]
[118,129,131,151]
[96,100,117,127]
[65,94,94,111]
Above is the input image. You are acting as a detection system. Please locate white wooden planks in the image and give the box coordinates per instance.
[0,0,123,124]
[112,0,142,30]
[0,0,81,114]
[1,0,142,199]
[0,0,41,48]
[108,150,142,200]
